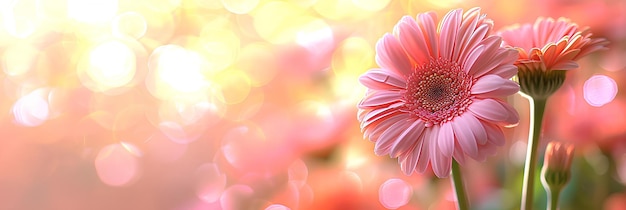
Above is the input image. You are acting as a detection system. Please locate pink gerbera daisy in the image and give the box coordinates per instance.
[357,8,520,178]
[497,17,609,99]
[498,17,609,72]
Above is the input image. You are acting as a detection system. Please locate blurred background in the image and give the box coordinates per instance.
[0,0,625,209]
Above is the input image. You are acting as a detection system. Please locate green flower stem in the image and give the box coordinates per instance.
[521,97,547,210]
[546,188,561,210]
[451,159,469,210]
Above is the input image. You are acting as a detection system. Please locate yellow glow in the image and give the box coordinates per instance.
[332,37,374,75]
[112,12,147,39]
[194,0,224,9]
[214,70,251,105]
[330,37,373,102]
[2,0,39,38]
[197,28,240,73]
[142,0,181,13]
[295,18,333,52]
[352,0,391,12]
[35,0,68,23]
[220,0,260,14]
[85,41,136,91]
[155,45,210,93]
[313,0,371,20]
[2,43,38,77]
[426,0,464,8]
[158,95,225,126]
[67,0,118,23]
[236,42,277,87]
[251,1,307,44]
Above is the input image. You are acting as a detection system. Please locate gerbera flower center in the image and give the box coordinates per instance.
[404,58,473,127]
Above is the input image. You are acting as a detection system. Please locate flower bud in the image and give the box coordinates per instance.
[541,141,575,191]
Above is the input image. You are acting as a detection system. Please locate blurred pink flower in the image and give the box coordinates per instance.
[357,8,519,178]
[498,17,609,72]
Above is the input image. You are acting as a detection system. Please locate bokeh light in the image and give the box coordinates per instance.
[583,74,618,107]
[11,88,50,127]
[379,178,413,209]
[112,12,148,39]
[94,143,141,187]
[67,0,118,23]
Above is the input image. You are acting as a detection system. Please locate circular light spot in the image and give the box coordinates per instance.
[112,12,148,39]
[195,163,227,203]
[221,0,260,14]
[583,75,618,107]
[157,95,226,128]
[83,41,137,92]
[340,171,363,192]
[67,0,118,23]
[265,204,290,210]
[95,143,140,187]
[146,45,212,99]
[220,185,255,210]
[509,140,527,166]
[2,0,38,38]
[220,123,267,170]
[251,1,308,44]
[197,28,240,73]
[288,159,308,188]
[295,19,334,60]
[379,178,413,209]
[2,43,38,77]
[214,70,251,105]
[12,89,50,127]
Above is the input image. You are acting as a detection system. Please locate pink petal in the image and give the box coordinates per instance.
[483,122,505,146]
[498,100,520,126]
[452,141,467,166]
[364,113,406,143]
[471,75,520,98]
[463,114,488,145]
[359,69,407,90]
[360,106,401,131]
[416,12,439,58]
[451,114,478,158]
[428,125,451,178]
[475,142,497,162]
[375,34,413,76]
[358,90,402,108]
[415,133,430,173]
[458,24,490,61]
[463,45,484,74]
[438,9,462,59]
[388,120,426,157]
[400,138,424,175]
[551,60,579,70]
[467,36,504,77]
[467,98,509,123]
[452,8,481,61]
[488,64,518,79]
[396,16,431,64]
[375,117,411,156]
[437,122,455,156]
